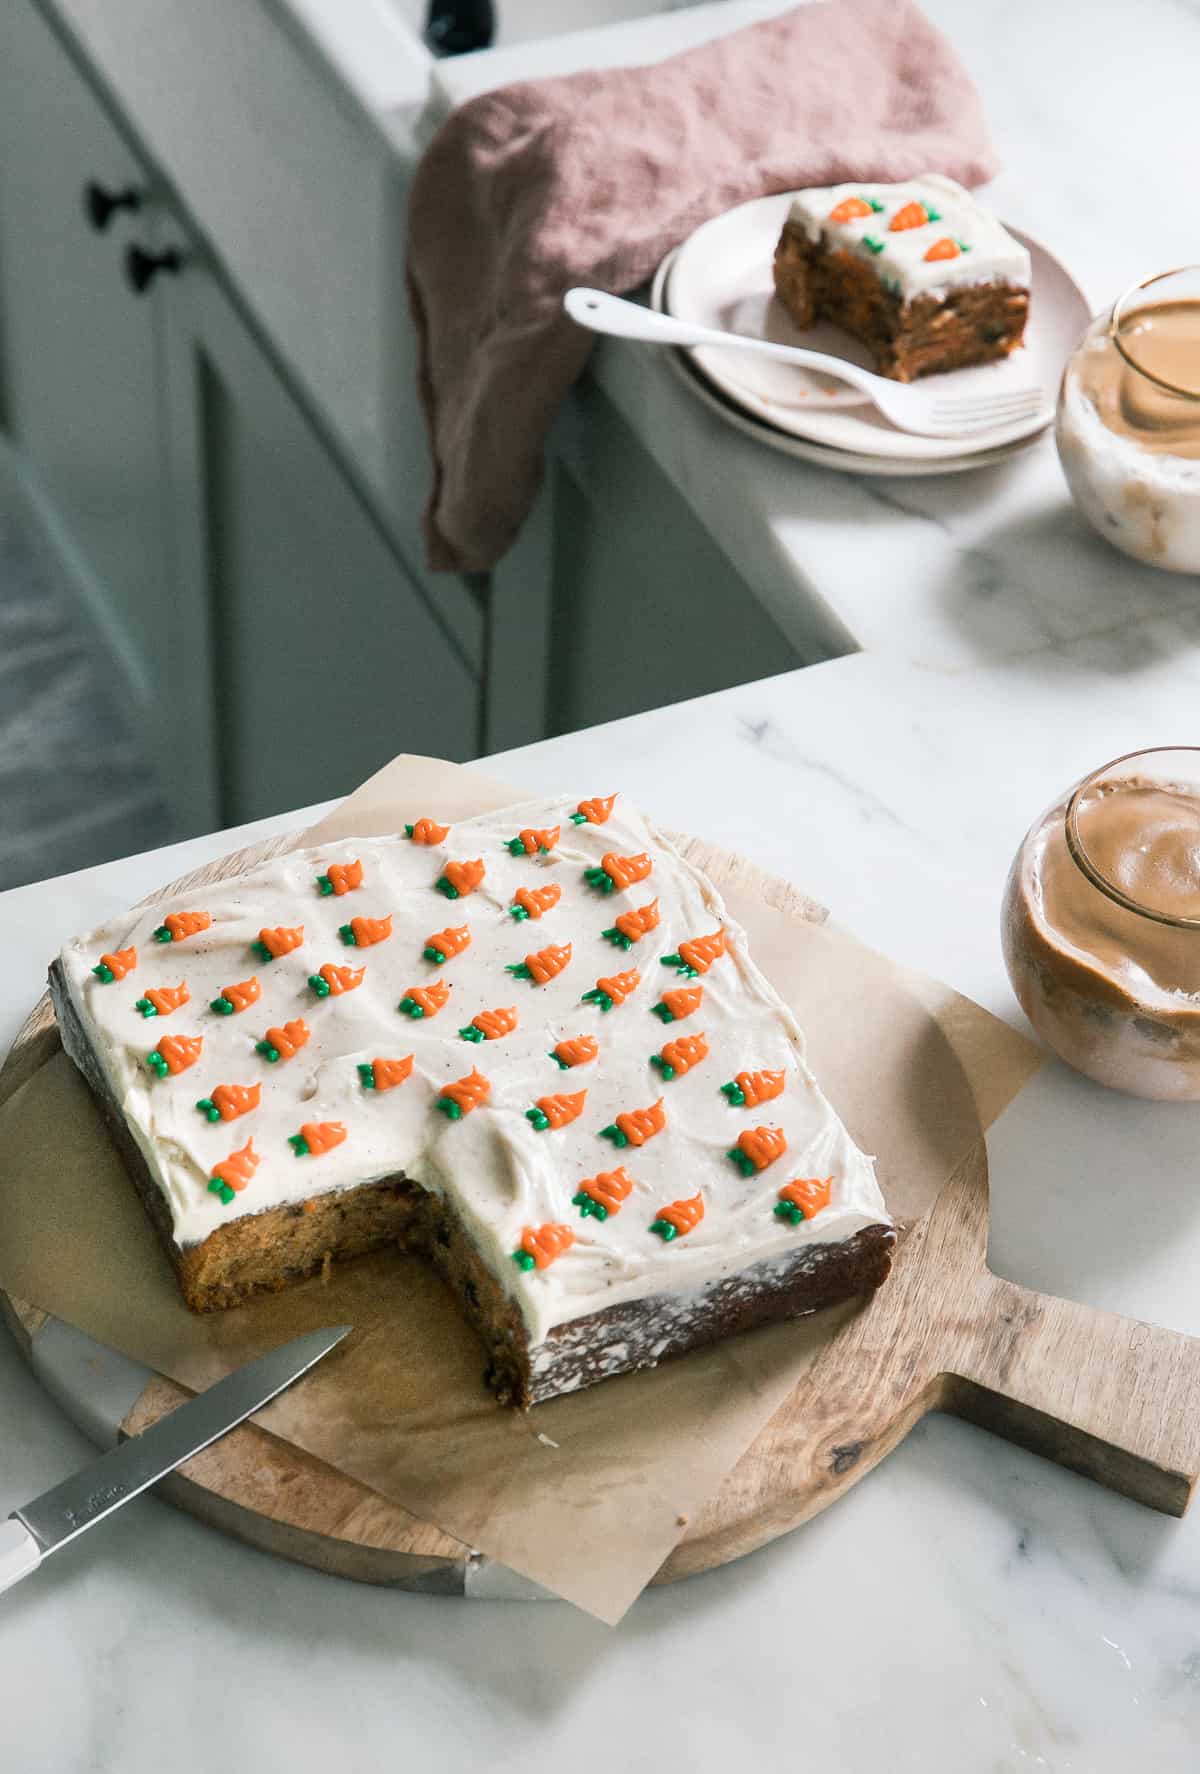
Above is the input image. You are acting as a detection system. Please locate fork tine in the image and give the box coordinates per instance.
[931,397,1047,423]
[929,408,1048,430]
[932,393,1045,414]
[930,413,1043,435]
[931,392,1046,418]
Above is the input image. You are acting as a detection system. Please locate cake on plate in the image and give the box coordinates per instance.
[51,793,894,1406]
[773,173,1031,382]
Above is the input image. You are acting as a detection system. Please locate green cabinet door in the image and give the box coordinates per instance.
[161,247,481,826]
[0,2,171,742]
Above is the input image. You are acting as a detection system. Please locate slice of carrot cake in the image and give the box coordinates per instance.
[774,173,1030,382]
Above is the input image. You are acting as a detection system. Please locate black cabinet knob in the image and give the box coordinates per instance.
[83,180,142,232]
[124,243,183,295]
[425,0,494,54]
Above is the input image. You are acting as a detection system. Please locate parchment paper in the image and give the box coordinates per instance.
[0,756,1041,1621]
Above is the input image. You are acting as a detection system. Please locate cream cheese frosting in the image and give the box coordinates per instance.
[57,795,890,1345]
[787,173,1031,299]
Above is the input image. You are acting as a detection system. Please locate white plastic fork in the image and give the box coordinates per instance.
[564,287,1050,440]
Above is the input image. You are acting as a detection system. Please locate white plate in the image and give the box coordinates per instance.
[665,192,1090,461]
[649,253,1052,477]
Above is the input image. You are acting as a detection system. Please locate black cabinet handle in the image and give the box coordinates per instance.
[425,0,494,54]
[83,180,142,232]
[124,243,183,295]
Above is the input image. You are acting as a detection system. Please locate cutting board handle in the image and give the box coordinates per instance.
[945,1273,1200,1517]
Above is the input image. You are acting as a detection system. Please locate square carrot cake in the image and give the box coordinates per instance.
[773,173,1031,382]
[51,793,894,1406]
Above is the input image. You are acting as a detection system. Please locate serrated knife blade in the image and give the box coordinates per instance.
[0,1324,350,1592]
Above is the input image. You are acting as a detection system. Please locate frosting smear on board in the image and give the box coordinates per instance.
[58,796,889,1344]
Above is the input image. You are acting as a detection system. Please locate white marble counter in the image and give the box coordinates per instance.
[5,633,1200,1768]
[583,0,1200,669]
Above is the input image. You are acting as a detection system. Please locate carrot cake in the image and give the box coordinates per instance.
[773,173,1031,382]
[51,794,894,1406]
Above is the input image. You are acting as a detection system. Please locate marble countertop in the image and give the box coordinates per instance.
[582,0,1200,670]
[5,636,1200,1768]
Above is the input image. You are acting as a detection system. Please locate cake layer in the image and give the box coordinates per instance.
[54,793,893,1393]
[774,225,1029,381]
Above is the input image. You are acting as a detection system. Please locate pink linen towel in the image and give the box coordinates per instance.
[407,0,999,573]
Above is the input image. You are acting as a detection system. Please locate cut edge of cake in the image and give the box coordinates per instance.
[773,173,1031,383]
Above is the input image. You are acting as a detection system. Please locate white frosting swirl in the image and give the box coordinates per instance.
[787,173,1031,299]
[57,796,889,1342]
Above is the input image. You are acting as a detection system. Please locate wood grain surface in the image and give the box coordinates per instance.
[5,830,1200,1596]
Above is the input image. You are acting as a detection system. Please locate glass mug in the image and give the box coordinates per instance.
[1002,747,1200,1099]
[1056,267,1200,571]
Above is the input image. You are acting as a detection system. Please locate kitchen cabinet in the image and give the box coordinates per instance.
[160,251,478,824]
[0,0,479,835]
[0,0,170,731]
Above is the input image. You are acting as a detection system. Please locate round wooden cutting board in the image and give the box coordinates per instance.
[4,832,1200,1599]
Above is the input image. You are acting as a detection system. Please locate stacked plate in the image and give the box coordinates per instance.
[651,194,1091,476]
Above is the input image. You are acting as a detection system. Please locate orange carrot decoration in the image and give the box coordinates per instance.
[649,1192,704,1242]
[550,1035,598,1070]
[289,1120,348,1157]
[196,1081,262,1123]
[526,1089,587,1132]
[398,977,451,1019]
[208,1136,260,1203]
[650,984,704,1024]
[153,910,211,944]
[316,858,363,897]
[255,1018,310,1063]
[423,923,470,965]
[512,1223,575,1271]
[146,1032,203,1078]
[405,818,450,844]
[507,941,572,984]
[776,1177,834,1225]
[888,199,930,232]
[92,946,136,983]
[505,825,560,857]
[600,1097,665,1149]
[583,852,652,895]
[436,1067,491,1119]
[828,194,877,223]
[134,981,189,1019]
[210,976,261,1016]
[652,1031,709,1081]
[436,858,485,900]
[582,968,641,1013]
[340,914,393,949]
[661,928,727,978]
[572,1166,633,1221]
[721,1068,786,1108]
[729,1125,788,1177]
[308,961,365,999]
[924,236,963,262]
[460,1005,518,1043]
[358,1055,414,1091]
[603,898,660,949]
[251,924,304,963]
[509,882,562,922]
[570,793,618,826]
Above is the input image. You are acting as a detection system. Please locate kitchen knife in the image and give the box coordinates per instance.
[0,1323,350,1593]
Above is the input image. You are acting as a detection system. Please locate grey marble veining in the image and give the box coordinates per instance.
[6,642,1200,1768]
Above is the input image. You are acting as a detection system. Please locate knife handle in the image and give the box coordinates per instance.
[0,1518,42,1594]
